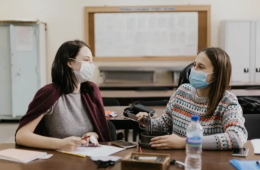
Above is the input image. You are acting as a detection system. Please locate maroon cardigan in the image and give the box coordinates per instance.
[15,82,111,142]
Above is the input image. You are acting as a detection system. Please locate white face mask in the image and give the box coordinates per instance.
[70,58,95,83]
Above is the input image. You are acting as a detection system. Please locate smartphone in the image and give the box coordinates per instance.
[231,148,249,157]
[111,140,137,149]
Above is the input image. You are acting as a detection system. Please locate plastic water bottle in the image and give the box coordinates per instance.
[185,115,203,170]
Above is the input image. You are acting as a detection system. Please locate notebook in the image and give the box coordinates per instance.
[58,145,125,157]
[0,149,48,163]
[251,139,260,154]
[230,159,260,170]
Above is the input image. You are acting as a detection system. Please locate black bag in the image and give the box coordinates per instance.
[237,97,260,113]
[123,102,155,118]
[178,62,194,88]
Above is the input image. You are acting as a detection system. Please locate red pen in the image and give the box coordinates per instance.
[140,147,142,154]
[81,136,90,140]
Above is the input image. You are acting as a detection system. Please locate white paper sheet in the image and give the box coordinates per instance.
[59,145,125,157]
[15,26,33,51]
[251,139,260,154]
[94,12,198,57]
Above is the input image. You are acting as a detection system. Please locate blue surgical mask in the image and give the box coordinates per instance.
[189,68,214,89]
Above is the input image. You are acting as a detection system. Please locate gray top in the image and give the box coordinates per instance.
[191,86,208,103]
[43,92,94,139]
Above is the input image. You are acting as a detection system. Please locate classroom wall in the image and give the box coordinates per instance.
[1,0,260,84]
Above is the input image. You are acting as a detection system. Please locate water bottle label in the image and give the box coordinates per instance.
[186,136,202,148]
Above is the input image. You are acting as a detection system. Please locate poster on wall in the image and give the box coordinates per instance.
[15,26,33,51]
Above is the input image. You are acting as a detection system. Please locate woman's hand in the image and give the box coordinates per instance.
[136,112,149,126]
[82,132,99,146]
[150,134,186,149]
[58,136,85,151]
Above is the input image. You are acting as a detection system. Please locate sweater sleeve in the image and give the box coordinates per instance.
[151,92,177,134]
[202,101,248,150]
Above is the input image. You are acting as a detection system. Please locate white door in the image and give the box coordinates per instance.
[225,21,251,82]
[0,26,12,117]
[255,21,260,82]
[10,25,40,117]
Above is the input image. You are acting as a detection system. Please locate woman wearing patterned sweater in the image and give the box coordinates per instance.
[137,47,248,150]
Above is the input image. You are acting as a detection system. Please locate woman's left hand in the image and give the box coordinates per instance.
[82,132,99,146]
[150,134,186,149]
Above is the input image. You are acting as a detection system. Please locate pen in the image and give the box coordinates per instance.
[170,159,185,167]
[81,136,90,140]
[81,136,100,147]
[140,146,142,154]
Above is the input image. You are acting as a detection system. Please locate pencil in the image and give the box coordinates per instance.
[61,151,86,158]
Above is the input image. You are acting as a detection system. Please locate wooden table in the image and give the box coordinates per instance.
[102,90,175,99]
[101,89,260,105]
[99,82,178,90]
[0,142,259,170]
[231,81,260,89]
[101,89,260,99]
[99,81,260,90]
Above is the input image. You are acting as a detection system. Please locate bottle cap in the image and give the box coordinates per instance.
[191,115,199,121]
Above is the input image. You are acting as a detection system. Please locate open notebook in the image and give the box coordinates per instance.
[0,149,47,163]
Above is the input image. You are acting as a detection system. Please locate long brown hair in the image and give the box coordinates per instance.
[200,47,232,116]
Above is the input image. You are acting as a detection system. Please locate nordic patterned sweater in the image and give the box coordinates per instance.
[151,84,248,150]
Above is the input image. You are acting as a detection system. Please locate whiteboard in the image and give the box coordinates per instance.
[94,12,198,57]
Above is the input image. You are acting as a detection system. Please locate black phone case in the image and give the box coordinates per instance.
[123,103,155,117]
